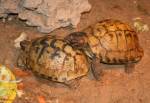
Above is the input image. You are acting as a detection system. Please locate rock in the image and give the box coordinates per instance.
[22,0,42,9]
[0,0,20,14]
[0,0,91,33]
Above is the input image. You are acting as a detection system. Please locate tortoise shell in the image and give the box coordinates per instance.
[66,19,144,64]
[17,36,89,83]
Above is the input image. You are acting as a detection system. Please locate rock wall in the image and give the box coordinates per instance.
[0,0,91,33]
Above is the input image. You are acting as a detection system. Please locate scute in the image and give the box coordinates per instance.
[100,31,118,51]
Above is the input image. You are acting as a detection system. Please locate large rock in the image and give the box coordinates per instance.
[0,0,91,33]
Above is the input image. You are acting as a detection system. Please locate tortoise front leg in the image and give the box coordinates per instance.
[88,57,103,81]
[64,78,81,89]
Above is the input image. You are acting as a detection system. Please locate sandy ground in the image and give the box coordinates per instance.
[0,0,150,103]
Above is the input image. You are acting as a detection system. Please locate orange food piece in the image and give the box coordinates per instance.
[17,82,25,90]
[37,96,46,103]
[12,68,30,77]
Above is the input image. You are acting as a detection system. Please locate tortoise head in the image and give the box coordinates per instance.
[65,32,88,49]
[17,40,31,68]
[65,32,95,59]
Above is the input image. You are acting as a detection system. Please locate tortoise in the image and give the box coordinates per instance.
[17,36,91,86]
[65,19,144,79]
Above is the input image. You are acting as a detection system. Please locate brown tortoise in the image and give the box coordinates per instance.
[65,19,144,79]
[17,36,90,86]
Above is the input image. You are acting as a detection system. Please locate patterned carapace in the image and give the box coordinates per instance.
[66,19,144,65]
[17,36,89,83]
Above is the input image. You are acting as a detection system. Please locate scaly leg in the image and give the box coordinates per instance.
[88,57,103,81]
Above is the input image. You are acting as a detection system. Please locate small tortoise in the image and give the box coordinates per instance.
[17,36,90,85]
[65,19,144,79]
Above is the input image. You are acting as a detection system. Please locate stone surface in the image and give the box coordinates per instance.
[0,0,20,15]
[0,0,91,33]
